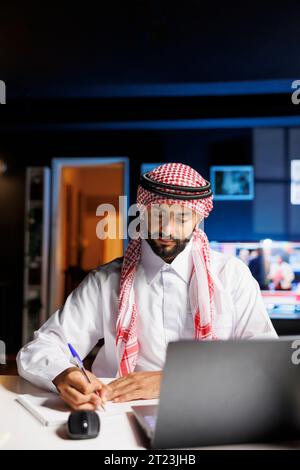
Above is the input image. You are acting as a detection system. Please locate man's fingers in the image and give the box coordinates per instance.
[66,371,103,395]
[74,402,99,411]
[101,383,124,401]
[60,392,98,411]
[103,376,133,398]
[108,382,139,401]
[59,384,104,411]
[108,374,134,389]
[61,385,101,405]
[98,384,110,403]
[113,389,143,403]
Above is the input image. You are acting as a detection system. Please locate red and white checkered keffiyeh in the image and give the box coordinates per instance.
[116,163,215,376]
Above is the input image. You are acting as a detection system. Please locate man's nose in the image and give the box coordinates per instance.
[160,219,175,238]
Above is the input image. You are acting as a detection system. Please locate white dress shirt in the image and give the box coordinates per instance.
[17,240,278,392]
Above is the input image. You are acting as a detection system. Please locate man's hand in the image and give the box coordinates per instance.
[53,367,107,411]
[103,371,162,403]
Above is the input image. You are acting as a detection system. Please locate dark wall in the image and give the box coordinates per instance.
[2,1,300,98]
[0,166,24,355]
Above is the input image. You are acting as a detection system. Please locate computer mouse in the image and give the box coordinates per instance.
[67,410,100,439]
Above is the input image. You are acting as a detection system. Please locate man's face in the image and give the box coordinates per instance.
[142,203,202,263]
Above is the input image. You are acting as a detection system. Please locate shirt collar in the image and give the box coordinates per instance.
[140,237,193,285]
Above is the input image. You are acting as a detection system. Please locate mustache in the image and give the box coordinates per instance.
[147,232,177,241]
[147,232,193,243]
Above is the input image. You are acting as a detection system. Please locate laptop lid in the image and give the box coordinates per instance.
[151,339,300,448]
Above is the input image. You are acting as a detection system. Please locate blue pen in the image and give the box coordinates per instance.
[68,343,106,411]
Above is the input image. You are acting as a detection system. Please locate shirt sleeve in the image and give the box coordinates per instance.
[229,258,278,339]
[17,270,103,392]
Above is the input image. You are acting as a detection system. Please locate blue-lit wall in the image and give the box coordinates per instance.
[160,128,300,242]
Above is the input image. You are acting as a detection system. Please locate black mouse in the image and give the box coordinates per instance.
[67,410,100,439]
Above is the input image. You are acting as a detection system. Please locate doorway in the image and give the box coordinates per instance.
[49,157,129,315]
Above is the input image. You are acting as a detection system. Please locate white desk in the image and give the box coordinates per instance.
[0,376,153,450]
[1,376,300,450]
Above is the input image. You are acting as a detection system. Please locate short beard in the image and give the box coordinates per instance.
[146,232,193,263]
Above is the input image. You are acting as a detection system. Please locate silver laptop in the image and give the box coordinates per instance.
[132,339,300,448]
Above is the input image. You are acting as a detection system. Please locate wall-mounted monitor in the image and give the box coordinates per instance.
[210,165,254,201]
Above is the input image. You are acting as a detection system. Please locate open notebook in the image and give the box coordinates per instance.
[16,379,158,426]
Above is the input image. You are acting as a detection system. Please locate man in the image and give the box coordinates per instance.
[267,254,295,290]
[17,163,277,411]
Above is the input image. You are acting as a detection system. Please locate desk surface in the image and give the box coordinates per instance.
[2,375,300,450]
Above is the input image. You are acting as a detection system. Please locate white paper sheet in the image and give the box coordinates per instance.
[16,392,159,426]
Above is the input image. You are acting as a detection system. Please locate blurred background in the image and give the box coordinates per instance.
[1,1,300,372]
